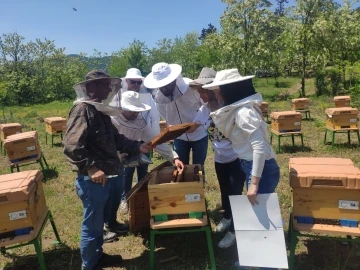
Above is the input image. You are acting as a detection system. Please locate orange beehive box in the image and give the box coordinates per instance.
[292,98,309,110]
[3,131,41,163]
[0,170,47,236]
[270,111,302,133]
[289,158,360,227]
[44,117,67,134]
[334,96,351,108]
[260,102,269,114]
[0,123,22,141]
[325,107,358,130]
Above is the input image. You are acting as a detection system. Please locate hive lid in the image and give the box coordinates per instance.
[0,123,22,130]
[289,157,354,167]
[334,95,351,101]
[292,98,309,102]
[0,170,43,203]
[270,111,302,119]
[4,131,38,144]
[150,122,197,147]
[44,117,66,124]
[325,107,358,116]
[289,163,360,189]
[125,161,173,201]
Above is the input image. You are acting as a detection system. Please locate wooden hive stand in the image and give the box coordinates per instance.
[44,117,67,148]
[287,158,360,270]
[270,111,304,153]
[292,98,311,120]
[3,131,49,174]
[0,123,22,156]
[147,164,216,270]
[324,107,359,148]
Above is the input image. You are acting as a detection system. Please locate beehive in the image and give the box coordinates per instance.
[0,123,22,141]
[270,111,302,133]
[3,131,41,164]
[334,96,351,108]
[147,164,206,219]
[127,161,172,232]
[260,102,269,114]
[292,98,309,110]
[290,158,360,228]
[0,170,47,237]
[44,117,67,134]
[325,107,358,130]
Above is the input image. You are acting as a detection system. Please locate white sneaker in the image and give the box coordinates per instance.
[120,201,128,214]
[218,231,236,248]
[215,218,231,233]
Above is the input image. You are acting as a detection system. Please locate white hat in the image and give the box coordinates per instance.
[123,68,144,80]
[144,62,182,89]
[120,91,151,112]
[202,69,255,90]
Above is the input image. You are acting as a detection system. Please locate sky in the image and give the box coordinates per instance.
[1,0,227,55]
[1,0,351,55]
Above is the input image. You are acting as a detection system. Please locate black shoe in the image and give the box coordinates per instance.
[105,222,129,234]
[103,230,118,243]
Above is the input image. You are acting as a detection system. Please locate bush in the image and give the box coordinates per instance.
[315,70,327,96]
[327,68,342,96]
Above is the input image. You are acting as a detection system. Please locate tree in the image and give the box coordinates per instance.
[198,23,217,41]
[220,0,273,75]
[284,0,337,96]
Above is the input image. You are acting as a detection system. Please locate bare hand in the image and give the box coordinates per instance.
[247,183,259,205]
[186,123,200,133]
[139,141,153,153]
[88,166,107,187]
[174,158,184,170]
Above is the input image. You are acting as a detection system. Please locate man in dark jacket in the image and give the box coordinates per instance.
[64,70,151,270]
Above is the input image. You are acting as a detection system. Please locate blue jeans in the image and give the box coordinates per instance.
[173,135,208,166]
[74,175,120,270]
[121,164,149,202]
[240,158,280,193]
[106,174,124,227]
[240,158,280,270]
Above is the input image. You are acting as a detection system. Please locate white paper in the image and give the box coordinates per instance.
[235,230,288,269]
[230,193,288,269]
[229,193,283,231]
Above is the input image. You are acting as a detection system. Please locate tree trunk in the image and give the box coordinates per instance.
[301,54,306,97]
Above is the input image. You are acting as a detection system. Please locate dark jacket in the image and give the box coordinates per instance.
[63,102,141,175]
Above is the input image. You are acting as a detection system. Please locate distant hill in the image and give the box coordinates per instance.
[67,54,111,70]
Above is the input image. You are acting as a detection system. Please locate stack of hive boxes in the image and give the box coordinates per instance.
[270,111,302,133]
[292,98,309,110]
[0,123,22,141]
[3,131,41,164]
[0,170,47,239]
[289,157,360,230]
[325,107,359,130]
[44,117,67,134]
[334,96,351,108]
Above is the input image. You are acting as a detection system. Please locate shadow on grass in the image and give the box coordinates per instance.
[42,166,59,182]
[2,244,82,270]
[290,238,360,270]
[275,145,313,154]
[324,142,360,150]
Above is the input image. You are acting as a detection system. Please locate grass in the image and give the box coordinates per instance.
[0,77,360,270]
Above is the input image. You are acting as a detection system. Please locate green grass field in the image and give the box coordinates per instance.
[1,77,360,270]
